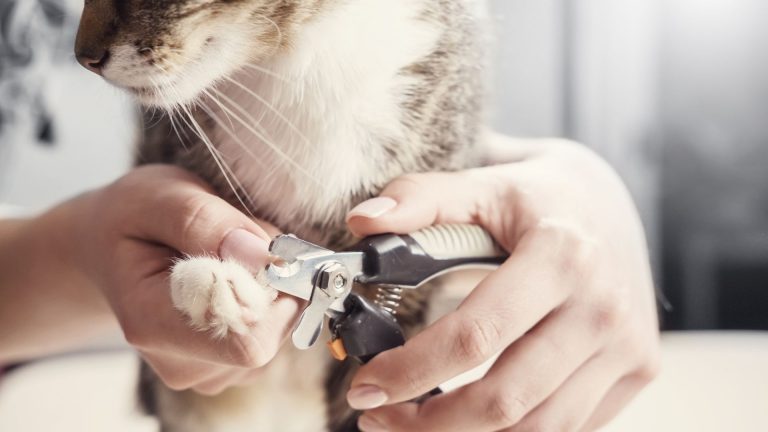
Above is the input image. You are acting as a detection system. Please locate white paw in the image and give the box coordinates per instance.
[170,257,277,338]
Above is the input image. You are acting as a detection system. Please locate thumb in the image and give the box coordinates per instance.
[346,171,491,238]
[112,165,275,271]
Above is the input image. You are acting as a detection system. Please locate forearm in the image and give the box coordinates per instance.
[0,195,116,363]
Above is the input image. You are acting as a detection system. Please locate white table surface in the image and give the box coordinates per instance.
[1,332,766,432]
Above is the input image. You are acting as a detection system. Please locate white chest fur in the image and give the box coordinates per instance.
[166,3,441,430]
[205,0,440,229]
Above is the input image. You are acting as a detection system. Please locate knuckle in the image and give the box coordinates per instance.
[506,182,540,219]
[516,418,568,432]
[454,315,502,365]
[230,350,266,369]
[636,352,662,384]
[193,383,227,396]
[536,332,568,365]
[178,195,219,251]
[544,419,578,432]
[122,321,151,349]
[153,367,197,391]
[108,171,140,196]
[162,375,195,391]
[229,337,272,368]
[395,172,427,187]
[107,167,160,207]
[589,291,630,336]
[400,362,428,396]
[532,219,599,283]
[487,390,529,427]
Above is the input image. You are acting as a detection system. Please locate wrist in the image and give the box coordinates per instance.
[25,191,113,318]
[32,192,96,282]
[0,193,115,362]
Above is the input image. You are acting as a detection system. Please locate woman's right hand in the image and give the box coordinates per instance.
[75,165,299,395]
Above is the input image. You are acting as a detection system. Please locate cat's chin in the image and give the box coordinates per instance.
[126,81,208,110]
[131,89,188,110]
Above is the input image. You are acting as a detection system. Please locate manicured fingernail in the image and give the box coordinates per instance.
[358,414,388,432]
[220,229,270,271]
[347,385,388,410]
[347,197,397,220]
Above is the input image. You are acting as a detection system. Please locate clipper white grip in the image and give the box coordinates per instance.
[409,224,503,260]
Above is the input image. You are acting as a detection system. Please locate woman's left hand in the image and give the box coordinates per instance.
[345,139,661,431]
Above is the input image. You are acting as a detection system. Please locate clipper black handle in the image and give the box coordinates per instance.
[329,294,443,399]
[352,225,508,287]
[329,293,404,364]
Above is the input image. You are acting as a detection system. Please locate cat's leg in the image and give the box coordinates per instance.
[170,256,276,338]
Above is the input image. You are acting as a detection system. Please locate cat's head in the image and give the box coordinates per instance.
[75,0,318,108]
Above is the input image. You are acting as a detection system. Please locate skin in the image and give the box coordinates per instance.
[0,165,302,394]
[346,137,661,432]
[0,138,660,429]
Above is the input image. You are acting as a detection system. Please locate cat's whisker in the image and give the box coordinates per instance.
[158,53,266,150]
[160,56,280,165]
[222,75,316,154]
[175,103,252,205]
[151,51,323,199]
[147,75,187,151]
[198,91,266,165]
[158,50,296,158]
[207,85,272,145]
[210,88,299,177]
[178,104,256,218]
[152,65,256,215]
[241,63,295,86]
[152,63,203,149]
[201,88,236,135]
[258,15,283,50]
[196,99,271,182]
[208,87,323,186]
[167,112,187,150]
[194,100,262,210]
[144,103,170,131]
[179,103,255,207]
[210,88,302,175]
[200,91,289,182]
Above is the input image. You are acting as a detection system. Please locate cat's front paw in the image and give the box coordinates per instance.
[170,257,277,338]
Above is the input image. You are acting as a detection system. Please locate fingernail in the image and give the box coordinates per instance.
[347,197,397,220]
[219,229,270,272]
[347,385,388,410]
[358,414,388,432]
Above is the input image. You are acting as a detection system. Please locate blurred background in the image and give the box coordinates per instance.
[1,0,766,336]
[489,0,768,331]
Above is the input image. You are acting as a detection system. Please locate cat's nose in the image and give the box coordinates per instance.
[76,48,110,76]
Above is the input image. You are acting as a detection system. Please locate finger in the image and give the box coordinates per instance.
[120,266,301,367]
[362,304,607,432]
[505,353,627,432]
[348,225,579,408]
[109,165,273,268]
[346,171,500,237]
[192,368,250,396]
[192,349,289,395]
[141,351,225,391]
[580,369,657,431]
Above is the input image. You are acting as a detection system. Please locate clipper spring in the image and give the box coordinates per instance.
[374,285,404,317]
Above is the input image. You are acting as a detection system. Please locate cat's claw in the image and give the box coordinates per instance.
[170,257,277,339]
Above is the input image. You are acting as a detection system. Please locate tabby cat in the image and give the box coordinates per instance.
[75,0,485,430]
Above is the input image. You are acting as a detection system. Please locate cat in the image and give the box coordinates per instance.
[75,0,486,430]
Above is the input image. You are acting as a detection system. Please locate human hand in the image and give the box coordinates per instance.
[345,140,661,431]
[73,165,298,395]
